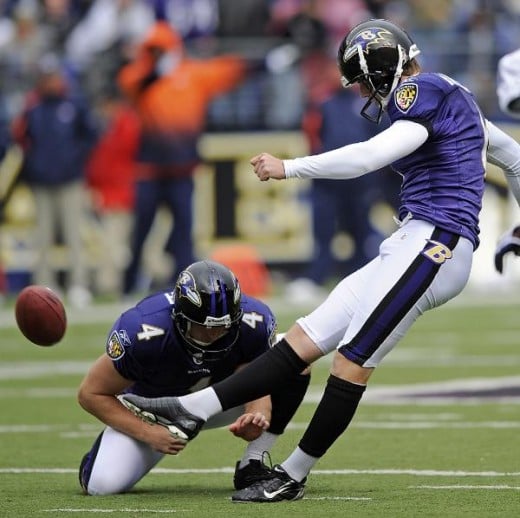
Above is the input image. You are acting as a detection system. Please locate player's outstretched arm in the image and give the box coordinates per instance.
[256,120,428,182]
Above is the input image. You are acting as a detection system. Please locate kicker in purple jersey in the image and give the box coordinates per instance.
[105,291,276,397]
[386,72,487,249]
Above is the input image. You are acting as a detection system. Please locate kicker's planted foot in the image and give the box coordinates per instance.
[233,455,276,490]
[232,464,305,502]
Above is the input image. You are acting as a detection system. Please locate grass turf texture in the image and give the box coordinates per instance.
[1,294,519,517]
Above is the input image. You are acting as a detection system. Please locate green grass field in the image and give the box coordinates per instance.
[1,292,519,517]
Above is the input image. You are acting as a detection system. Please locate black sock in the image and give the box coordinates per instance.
[269,372,311,435]
[213,339,309,411]
[299,374,366,458]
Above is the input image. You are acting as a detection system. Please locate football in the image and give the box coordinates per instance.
[15,285,67,346]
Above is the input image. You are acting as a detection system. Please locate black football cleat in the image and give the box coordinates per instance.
[118,394,204,441]
[233,457,277,490]
[232,464,306,502]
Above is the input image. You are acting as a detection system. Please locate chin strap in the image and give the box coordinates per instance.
[360,93,384,123]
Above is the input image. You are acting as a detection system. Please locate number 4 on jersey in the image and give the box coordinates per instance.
[137,324,165,341]
[242,311,264,329]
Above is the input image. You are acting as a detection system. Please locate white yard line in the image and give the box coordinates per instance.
[288,421,520,429]
[3,468,520,476]
[410,485,520,490]
[44,509,186,514]
[0,361,90,380]
[304,496,372,501]
[2,417,520,435]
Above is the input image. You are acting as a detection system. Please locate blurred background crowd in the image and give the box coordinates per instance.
[1,0,520,307]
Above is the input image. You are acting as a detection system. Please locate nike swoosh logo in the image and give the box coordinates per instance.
[263,482,293,499]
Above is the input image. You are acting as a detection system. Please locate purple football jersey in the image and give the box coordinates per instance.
[387,72,487,248]
[105,291,277,397]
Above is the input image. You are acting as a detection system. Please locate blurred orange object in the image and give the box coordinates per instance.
[211,244,271,298]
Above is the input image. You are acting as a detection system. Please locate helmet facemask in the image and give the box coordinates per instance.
[341,43,406,123]
[338,20,421,123]
[175,311,242,362]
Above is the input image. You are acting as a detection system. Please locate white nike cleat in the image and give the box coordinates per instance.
[231,464,306,503]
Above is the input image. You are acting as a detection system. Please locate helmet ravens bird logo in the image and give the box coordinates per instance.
[177,271,202,307]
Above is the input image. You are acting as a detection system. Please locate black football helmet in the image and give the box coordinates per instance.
[173,260,243,361]
[337,19,421,123]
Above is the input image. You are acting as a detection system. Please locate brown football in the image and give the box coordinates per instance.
[15,285,67,346]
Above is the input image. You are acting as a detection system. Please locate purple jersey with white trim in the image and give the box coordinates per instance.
[387,72,486,248]
[105,290,276,397]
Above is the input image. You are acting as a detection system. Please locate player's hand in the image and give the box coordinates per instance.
[228,412,270,442]
[250,153,286,181]
[146,424,188,455]
[494,226,520,273]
